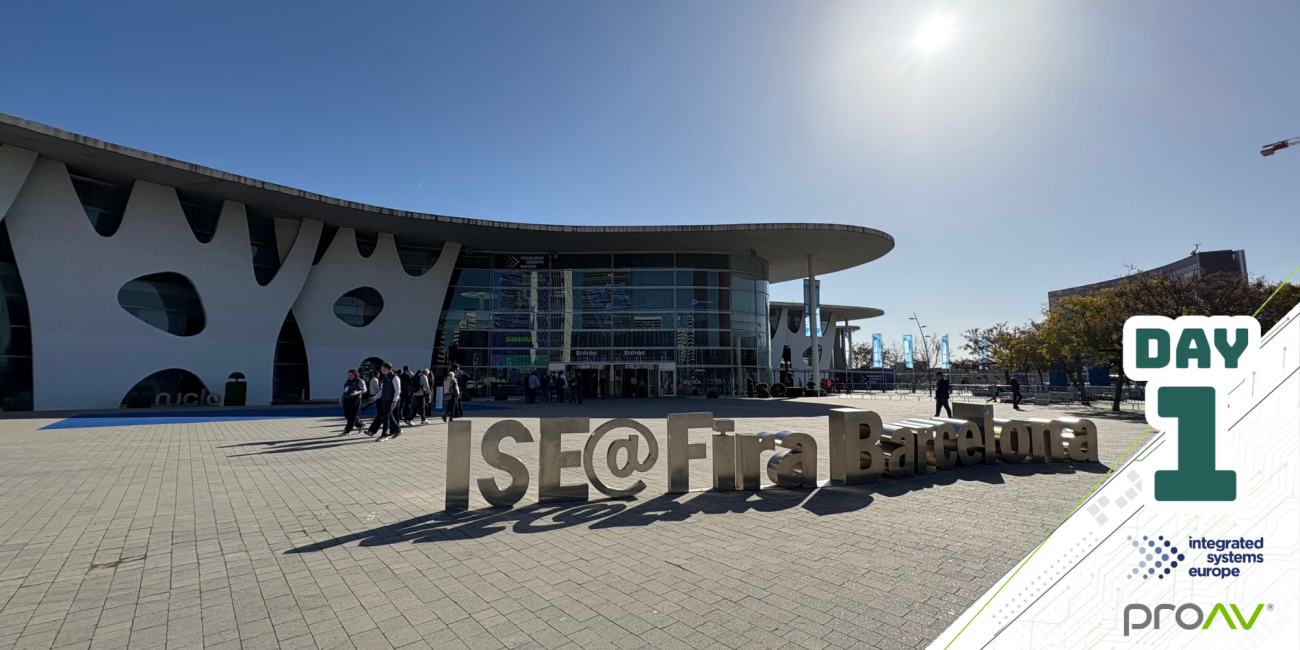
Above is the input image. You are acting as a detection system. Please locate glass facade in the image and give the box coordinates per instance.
[69,173,129,238]
[0,223,32,410]
[434,252,770,397]
[333,287,384,327]
[117,272,206,336]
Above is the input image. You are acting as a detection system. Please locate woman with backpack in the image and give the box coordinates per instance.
[411,369,430,425]
[442,366,461,423]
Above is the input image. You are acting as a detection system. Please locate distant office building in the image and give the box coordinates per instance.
[1048,249,1247,310]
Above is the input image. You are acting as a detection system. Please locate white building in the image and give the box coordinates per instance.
[0,114,892,409]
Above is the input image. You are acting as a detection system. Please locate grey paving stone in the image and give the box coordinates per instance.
[0,398,1148,649]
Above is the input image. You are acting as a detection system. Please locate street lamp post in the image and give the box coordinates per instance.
[909,314,931,395]
[1261,136,1299,156]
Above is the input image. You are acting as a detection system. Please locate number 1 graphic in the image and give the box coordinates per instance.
[1154,386,1236,501]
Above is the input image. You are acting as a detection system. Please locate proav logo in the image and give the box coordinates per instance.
[1124,603,1268,636]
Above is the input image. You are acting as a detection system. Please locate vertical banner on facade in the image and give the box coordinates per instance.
[941,335,951,370]
[978,338,990,367]
[871,333,883,368]
[802,279,822,338]
[844,329,852,366]
[903,335,914,369]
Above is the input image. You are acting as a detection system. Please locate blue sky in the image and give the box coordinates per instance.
[4,0,1298,354]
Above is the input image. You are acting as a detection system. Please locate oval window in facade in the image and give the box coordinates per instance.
[117,273,205,336]
[334,287,384,327]
[801,345,825,367]
[121,368,209,408]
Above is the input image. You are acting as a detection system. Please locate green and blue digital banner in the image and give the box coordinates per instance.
[872,333,883,368]
[928,303,1300,649]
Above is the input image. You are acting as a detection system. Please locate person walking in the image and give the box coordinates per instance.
[357,371,380,425]
[1010,376,1023,411]
[443,365,461,422]
[410,369,430,425]
[398,366,415,425]
[340,369,366,435]
[934,371,952,418]
[368,362,402,441]
[555,372,567,404]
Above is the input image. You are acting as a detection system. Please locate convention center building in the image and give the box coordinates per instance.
[0,114,892,410]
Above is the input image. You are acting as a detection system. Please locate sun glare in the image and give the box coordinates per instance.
[914,12,956,55]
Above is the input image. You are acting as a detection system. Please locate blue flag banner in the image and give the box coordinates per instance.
[872,333,883,368]
[941,335,951,370]
[903,335,914,369]
[803,279,822,338]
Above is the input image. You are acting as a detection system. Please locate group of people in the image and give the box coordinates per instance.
[339,362,467,440]
[524,370,585,404]
[933,371,1024,418]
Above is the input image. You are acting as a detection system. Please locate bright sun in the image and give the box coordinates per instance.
[914,12,956,55]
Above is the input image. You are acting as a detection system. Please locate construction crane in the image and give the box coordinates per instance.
[1261,136,1300,156]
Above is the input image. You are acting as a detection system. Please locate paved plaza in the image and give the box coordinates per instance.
[0,397,1150,650]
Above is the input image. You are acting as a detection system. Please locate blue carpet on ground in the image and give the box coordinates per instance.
[40,403,506,430]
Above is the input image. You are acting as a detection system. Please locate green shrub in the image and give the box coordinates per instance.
[755,382,769,398]
[787,386,804,398]
[706,390,719,399]
[745,377,755,398]
[770,383,786,398]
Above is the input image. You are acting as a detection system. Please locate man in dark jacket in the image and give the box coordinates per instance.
[399,366,415,425]
[934,371,951,417]
[1010,376,1023,410]
[368,362,403,440]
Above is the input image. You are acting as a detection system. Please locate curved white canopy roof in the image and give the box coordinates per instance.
[0,113,894,283]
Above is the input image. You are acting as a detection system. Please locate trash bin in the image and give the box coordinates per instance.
[224,373,247,406]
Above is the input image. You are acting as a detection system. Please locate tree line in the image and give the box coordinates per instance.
[960,269,1298,411]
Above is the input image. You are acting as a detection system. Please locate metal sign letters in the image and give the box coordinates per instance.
[444,408,1098,511]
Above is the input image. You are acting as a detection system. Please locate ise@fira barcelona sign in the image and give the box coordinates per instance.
[441,408,1099,511]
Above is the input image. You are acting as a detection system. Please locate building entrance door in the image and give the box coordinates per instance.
[566,366,604,400]
[614,365,654,397]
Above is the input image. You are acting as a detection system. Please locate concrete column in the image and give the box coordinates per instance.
[808,255,819,393]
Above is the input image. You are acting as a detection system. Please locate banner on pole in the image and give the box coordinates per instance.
[872,333,883,368]
[941,335,951,370]
[903,335,914,369]
[802,279,822,338]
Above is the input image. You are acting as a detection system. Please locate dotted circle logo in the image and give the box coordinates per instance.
[1126,534,1184,579]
